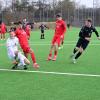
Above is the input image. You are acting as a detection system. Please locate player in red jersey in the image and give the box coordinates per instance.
[25,23,31,40]
[15,21,39,68]
[47,14,66,61]
[0,21,7,40]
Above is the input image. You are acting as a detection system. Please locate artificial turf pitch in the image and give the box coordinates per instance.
[0,27,100,100]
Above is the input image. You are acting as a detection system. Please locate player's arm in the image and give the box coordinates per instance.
[93,27,100,40]
[45,25,49,29]
[39,25,41,29]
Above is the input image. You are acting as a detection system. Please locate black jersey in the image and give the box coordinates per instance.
[39,24,48,31]
[79,25,99,39]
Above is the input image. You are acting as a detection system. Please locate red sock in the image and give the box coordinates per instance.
[30,52,36,64]
[54,51,57,56]
[49,53,52,57]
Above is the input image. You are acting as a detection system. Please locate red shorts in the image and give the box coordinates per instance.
[1,30,6,34]
[21,45,31,53]
[52,35,61,46]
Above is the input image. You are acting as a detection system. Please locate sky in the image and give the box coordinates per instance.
[75,0,93,7]
[73,0,100,8]
[0,0,99,8]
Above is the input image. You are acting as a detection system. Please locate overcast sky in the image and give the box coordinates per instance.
[75,0,93,7]
[0,0,99,8]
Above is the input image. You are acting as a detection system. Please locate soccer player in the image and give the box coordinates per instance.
[71,19,100,63]
[15,22,39,68]
[39,23,49,39]
[47,14,66,61]
[0,21,7,40]
[7,31,30,70]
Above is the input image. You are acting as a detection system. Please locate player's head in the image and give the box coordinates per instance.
[56,13,62,20]
[10,27,16,32]
[9,31,16,39]
[85,19,92,27]
[18,21,23,29]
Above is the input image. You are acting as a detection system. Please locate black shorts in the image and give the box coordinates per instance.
[41,30,44,34]
[76,38,89,50]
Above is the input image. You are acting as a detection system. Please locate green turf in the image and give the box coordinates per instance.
[0,27,100,100]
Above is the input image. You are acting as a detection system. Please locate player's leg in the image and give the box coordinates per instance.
[52,43,58,61]
[71,38,82,56]
[1,33,3,40]
[3,33,5,40]
[24,52,29,58]
[22,45,39,68]
[40,30,43,39]
[42,33,45,39]
[7,48,18,69]
[52,36,60,61]
[42,30,45,39]
[73,40,89,63]
[58,35,64,49]
[47,44,54,60]
[24,58,30,65]
[29,48,39,68]
[18,52,30,70]
[71,38,82,63]
[47,36,57,60]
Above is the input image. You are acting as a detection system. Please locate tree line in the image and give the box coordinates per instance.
[0,0,100,26]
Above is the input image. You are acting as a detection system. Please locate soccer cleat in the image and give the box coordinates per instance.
[72,58,76,64]
[47,56,52,61]
[33,63,40,69]
[52,55,57,61]
[11,63,18,70]
[58,45,63,50]
[23,65,28,70]
[58,46,61,50]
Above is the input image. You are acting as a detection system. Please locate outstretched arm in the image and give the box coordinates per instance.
[93,27,100,40]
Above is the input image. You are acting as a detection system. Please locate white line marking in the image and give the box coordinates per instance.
[0,68,100,77]
[1,43,100,46]
[29,44,100,46]
[29,40,100,43]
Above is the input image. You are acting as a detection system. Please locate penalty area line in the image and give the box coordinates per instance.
[0,68,100,77]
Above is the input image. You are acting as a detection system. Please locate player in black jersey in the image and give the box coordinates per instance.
[39,23,49,39]
[71,19,100,63]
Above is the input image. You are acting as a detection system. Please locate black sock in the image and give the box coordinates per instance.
[61,41,64,45]
[43,34,44,39]
[73,48,78,54]
[41,34,42,39]
[75,52,82,59]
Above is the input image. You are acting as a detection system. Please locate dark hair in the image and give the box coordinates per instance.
[18,21,22,25]
[87,19,92,23]
[56,13,62,18]
[9,27,16,32]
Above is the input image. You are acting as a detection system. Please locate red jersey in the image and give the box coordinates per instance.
[25,25,31,38]
[1,23,6,33]
[15,28,29,46]
[55,19,66,36]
